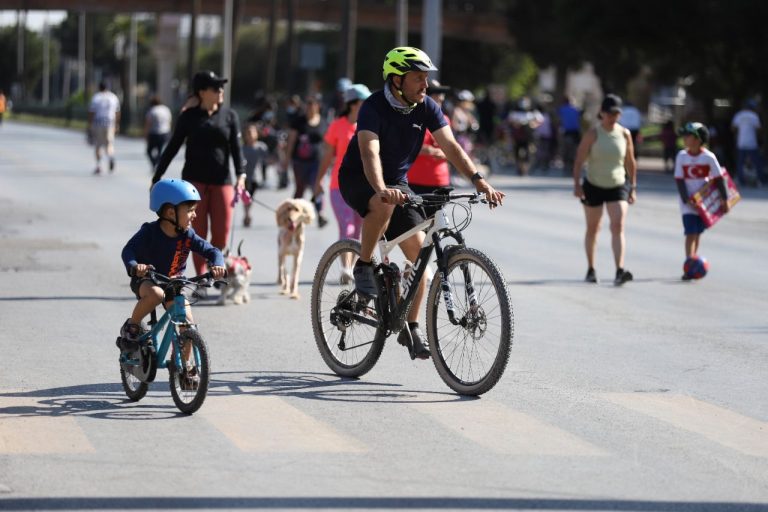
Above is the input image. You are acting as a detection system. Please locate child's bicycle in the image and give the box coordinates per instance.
[117,270,221,414]
[310,188,513,396]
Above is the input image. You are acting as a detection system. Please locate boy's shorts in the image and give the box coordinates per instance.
[682,214,706,235]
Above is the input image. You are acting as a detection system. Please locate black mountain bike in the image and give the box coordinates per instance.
[310,188,513,396]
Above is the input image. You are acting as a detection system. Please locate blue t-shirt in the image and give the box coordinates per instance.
[339,90,448,184]
[558,104,582,132]
[121,221,225,277]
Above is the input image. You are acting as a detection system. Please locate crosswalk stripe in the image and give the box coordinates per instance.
[602,392,768,457]
[412,399,608,456]
[0,395,95,454]
[201,395,367,453]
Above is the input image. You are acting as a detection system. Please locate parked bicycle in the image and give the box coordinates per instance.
[117,270,221,414]
[311,188,513,395]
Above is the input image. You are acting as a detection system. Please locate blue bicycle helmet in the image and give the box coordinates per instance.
[150,179,201,212]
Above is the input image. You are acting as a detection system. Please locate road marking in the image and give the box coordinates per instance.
[412,399,608,456]
[201,395,367,453]
[0,395,95,454]
[602,393,768,457]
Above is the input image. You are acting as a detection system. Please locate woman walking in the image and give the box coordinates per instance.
[152,70,246,276]
[572,94,637,286]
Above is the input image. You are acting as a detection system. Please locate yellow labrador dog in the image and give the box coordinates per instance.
[276,198,315,299]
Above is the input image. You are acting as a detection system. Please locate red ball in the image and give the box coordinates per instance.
[684,256,710,279]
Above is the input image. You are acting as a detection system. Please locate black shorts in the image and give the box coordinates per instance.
[339,170,425,241]
[581,178,629,206]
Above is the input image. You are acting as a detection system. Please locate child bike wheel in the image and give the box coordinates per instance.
[119,362,149,401]
[426,247,513,396]
[311,239,386,377]
[169,330,210,414]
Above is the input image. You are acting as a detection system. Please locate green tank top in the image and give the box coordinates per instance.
[586,124,627,188]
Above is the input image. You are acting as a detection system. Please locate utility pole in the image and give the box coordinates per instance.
[43,14,50,104]
[78,11,86,93]
[421,0,442,78]
[222,0,233,107]
[16,10,25,100]
[265,0,278,93]
[396,0,407,46]
[338,0,357,81]
[188,0,201,83]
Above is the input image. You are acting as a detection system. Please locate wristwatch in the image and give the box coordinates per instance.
[471,172,484,183]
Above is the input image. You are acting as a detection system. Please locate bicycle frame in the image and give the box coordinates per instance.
[375,199,473,333]
[120,286,197,374]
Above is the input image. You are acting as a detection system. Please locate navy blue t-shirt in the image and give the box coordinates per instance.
[121,221,225,277]
[339,90,448,184]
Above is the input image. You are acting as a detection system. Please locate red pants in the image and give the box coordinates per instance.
[189,182,234,275]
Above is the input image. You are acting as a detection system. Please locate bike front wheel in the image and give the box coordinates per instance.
[426,247,513,395]
[169,329,210,414]
[311,239,386,377]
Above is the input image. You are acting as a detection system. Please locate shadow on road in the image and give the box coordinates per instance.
[0,371,471,420]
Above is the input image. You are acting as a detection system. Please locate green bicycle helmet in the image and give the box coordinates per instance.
[382,47,437,80]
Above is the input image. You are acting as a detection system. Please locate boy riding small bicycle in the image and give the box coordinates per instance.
[119,179,226,354]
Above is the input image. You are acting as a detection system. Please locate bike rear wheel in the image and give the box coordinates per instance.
[311,239,385,377]
[169,330,210,414]
[426,247,513,395]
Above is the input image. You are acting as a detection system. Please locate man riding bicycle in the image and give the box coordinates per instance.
[338,46,505,359]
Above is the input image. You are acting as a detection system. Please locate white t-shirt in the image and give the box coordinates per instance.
[731,109,761,149]
[674,147,723,215]
[89,91,121,127]
[146,104,172,135]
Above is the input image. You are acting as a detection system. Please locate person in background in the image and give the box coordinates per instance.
[660,120,678,173]
[144,96,172,172]
[572,94,637,286]
[0,89,6,125]
[152,70,246,277]
[88,81,121,175]
[558,95,582,176]
[313,83,372,282]
[408,79,453,207]
[731,99,766,186]
[620,100,642,159]
[673,122,727,280]
[286,94,328,226]
[242,122,269,227]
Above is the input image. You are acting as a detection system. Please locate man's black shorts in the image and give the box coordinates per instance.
[339,170,425,241]
[581,178,629,206]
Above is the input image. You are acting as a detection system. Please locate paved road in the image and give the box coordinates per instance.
[1,121,767,511]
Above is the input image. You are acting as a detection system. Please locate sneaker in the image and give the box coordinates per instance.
[109,159,115,172]
[353,262,378,298]
[118,319,142,351]
[243,215,252,227]
[585,268,598,283]
[397,324,431,360]
[681,273,693,281]
[318,215,329,228]
[93,167,102,175]
[614,268,634,286]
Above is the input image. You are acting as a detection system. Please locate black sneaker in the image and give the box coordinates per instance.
[118,319,142,351]
[109,158,115,172]
[318,215,329,228]
[397,325,431,360]
[681,273,693,281]
[585,268,598,283]
[614,268,634,286]
[353,262,378,298]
